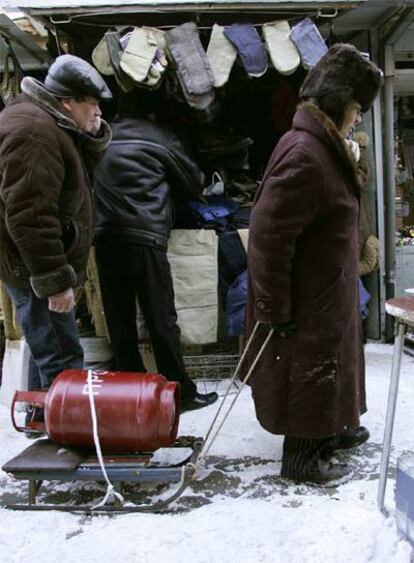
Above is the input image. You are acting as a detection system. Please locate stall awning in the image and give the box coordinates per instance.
[3,0,365,40]
[8,1,364,6]
[6,0,365,15]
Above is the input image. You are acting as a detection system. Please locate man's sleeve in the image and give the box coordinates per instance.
[248,147,326,324]
[165,132,204,199]
[1,133,76,298]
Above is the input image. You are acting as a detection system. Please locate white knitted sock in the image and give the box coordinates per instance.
[207,24,238,88]
[263,21,300,76]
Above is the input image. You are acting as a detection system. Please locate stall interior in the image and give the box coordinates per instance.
[79,17,323,339]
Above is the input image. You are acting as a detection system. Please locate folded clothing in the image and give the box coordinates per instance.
[218,230,247,300]
[188,195,239,222]
[226,270,248,335]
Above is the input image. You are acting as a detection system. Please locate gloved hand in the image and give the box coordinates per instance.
[260,320,296,338]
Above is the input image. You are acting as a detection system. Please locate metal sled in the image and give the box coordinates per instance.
[1,435,203,513]
[2,321,271,514]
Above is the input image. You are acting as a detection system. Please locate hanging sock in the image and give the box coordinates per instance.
[120,27,158,83]
[206,24,238,88]
[105,31,135,92]
[119,27,167,90]
[290,18,328,69]
[224,23,268,78]
[165,22,215,111]
[142,28,168,89]
[143,26,166,50]
[262,21,300,76]
[92,35,114,76]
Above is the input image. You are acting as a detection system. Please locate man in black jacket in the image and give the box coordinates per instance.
[94,90,218,412]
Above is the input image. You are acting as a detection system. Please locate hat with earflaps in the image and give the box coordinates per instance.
[299,43,383,113]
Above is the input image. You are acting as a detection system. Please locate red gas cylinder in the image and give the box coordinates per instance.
[12,370,180,452]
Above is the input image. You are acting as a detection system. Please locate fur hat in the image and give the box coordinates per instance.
[299,44,383,113]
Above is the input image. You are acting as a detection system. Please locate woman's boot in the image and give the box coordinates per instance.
[320,426,370,461]
[281,436,351,485]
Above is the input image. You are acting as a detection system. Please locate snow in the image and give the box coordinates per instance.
[1,343,414,563]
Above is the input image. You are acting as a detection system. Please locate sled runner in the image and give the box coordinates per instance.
[2,435,203,513]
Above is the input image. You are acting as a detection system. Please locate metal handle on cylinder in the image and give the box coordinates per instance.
[11,390,47,433]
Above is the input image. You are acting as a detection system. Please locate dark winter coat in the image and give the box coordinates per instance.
[0,78,111,298]
[246,102,365,439]
[94,117,203,249]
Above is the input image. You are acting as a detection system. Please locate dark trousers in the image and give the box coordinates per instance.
[5,285,84,390]
[95,241,197,402]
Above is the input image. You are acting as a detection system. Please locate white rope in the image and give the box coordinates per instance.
[198,324,273,462]
[86,369,124,509]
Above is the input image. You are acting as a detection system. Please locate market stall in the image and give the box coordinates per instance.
[1,0,375,402]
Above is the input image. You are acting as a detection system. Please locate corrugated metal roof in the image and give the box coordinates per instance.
[2,0,364,9]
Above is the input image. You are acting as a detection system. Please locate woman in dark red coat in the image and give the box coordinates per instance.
[246,44,382,485]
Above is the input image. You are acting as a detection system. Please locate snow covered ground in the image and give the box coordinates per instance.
[1,343,414,563]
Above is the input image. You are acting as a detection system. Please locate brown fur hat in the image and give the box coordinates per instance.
[299,44,383,113]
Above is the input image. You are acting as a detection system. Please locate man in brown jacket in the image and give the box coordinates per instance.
[246,44,382,485]
[0,55,112,422]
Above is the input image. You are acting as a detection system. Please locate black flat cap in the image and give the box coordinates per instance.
[44,54,112,100]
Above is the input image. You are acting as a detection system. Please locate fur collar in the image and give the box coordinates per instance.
[20,76,112,151]
[21,76,80,131]
[297,102,361,193]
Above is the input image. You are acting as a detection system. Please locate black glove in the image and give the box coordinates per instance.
[261,320,296,338]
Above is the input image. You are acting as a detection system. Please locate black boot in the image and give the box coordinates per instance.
[337,426,370,449]
[281,436,352,486]
[320,426,370,461]
[180,391,218,413]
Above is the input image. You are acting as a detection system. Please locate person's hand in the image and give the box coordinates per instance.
[48,288,75,313]
[261,320,296,338]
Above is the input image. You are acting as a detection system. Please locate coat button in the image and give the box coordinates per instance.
[256,300,266,310]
